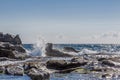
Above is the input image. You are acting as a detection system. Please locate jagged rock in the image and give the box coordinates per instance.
[6,65,24,76]
[27,68,50,80]
[13,35,22,45]
[45,43,73,57]
[0,33,22,45]
[0,33,27,59]
[14,45,26,53]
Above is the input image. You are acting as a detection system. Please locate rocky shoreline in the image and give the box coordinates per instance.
[1,33,120,80]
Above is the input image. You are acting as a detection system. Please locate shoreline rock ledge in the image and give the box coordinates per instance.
[0,33,50,80]
[0,32,27,59]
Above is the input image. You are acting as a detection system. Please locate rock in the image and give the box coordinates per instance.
[13,35,22,45]
[63,47,79,53]
[46,60,87,70]
[102,60,120,67]
[45,43,73,57]
[71,57,87,62]
[46,60,67,70]
[0,66,5,74]
[0,49,15,58]
[27,68,50,80]
[0,33,22,45]
[14,45,26,53]
[102,60,115,67]
[6,65,24,76]
[24,62,41,71]
[4,33,14,44]
[0,42,15,50]
[102,73,112,79]
[73,68,90,74]
[0,33,27,59]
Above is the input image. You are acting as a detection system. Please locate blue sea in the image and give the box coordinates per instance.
[1,44,120,80]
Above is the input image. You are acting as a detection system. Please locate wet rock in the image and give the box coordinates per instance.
[73,68,90,74]
[14,45,26,53]
[63,47,79,53]
[13,35,22,45]
[46,60,87,70]
[0,49,16,58]
[46,60,67,70]
[71,57,87,62]
[102,60,115,67]
[24,62,42,71]
[0,33,27,59]
[27,68,50,80]
[0,66,5,74]
[102,73,112,79]
[6,65,24,76]
[0,33,22,45]
[45,43,73,57]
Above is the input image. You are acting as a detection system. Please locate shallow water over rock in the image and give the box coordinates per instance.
[50,73,120,80]
[0,74,31,80]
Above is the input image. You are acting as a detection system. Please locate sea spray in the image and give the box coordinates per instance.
[29,36,47,57]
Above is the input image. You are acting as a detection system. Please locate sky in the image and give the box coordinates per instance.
[0,0,120,44]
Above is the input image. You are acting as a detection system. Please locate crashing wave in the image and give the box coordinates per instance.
[28,36,46,57]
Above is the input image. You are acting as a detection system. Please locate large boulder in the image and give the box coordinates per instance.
[0,48,15,58]
[0,42,27,59]
[46,60,87,70]
[27,68,50,80]
[0,33,27,59]
[102,60,120,67]
[6,65,24,76]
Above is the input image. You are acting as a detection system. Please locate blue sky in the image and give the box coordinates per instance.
[0,0,120,44]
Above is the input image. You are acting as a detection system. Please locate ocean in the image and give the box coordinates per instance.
[1,44,120,80]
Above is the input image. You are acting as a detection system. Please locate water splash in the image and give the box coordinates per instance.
[30,36,46,57]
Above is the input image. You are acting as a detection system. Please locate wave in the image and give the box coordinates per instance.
[24,40,120,57]
[27,36,46,57]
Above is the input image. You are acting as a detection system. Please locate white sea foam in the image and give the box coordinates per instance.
[78,48,98,55]
[29,36,46,57]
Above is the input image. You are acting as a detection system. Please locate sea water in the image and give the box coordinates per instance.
[1,44,120,80]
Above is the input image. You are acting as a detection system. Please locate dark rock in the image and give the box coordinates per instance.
[102,73,112,79]
[0,33,22,45]
[45,43,73,57]
[6,65,24,76]
[0,33,27,59]
[0,49,15,58]
[0,66,5,74]
[97,58,107,61]
[102,60,115,67]
[46,60,87,70]
[27,68,50,80]
[4,34,14,44]
[13,35,22,45]
[63,47,79,53]
[14,45,26,53]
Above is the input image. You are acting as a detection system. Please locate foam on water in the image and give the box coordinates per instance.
[29,36,46,57]
[25,42,120,57]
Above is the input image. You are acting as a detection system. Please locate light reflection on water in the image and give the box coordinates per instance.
[50,73,120,80]
[0,74,31,80]
[1,73,120,80]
